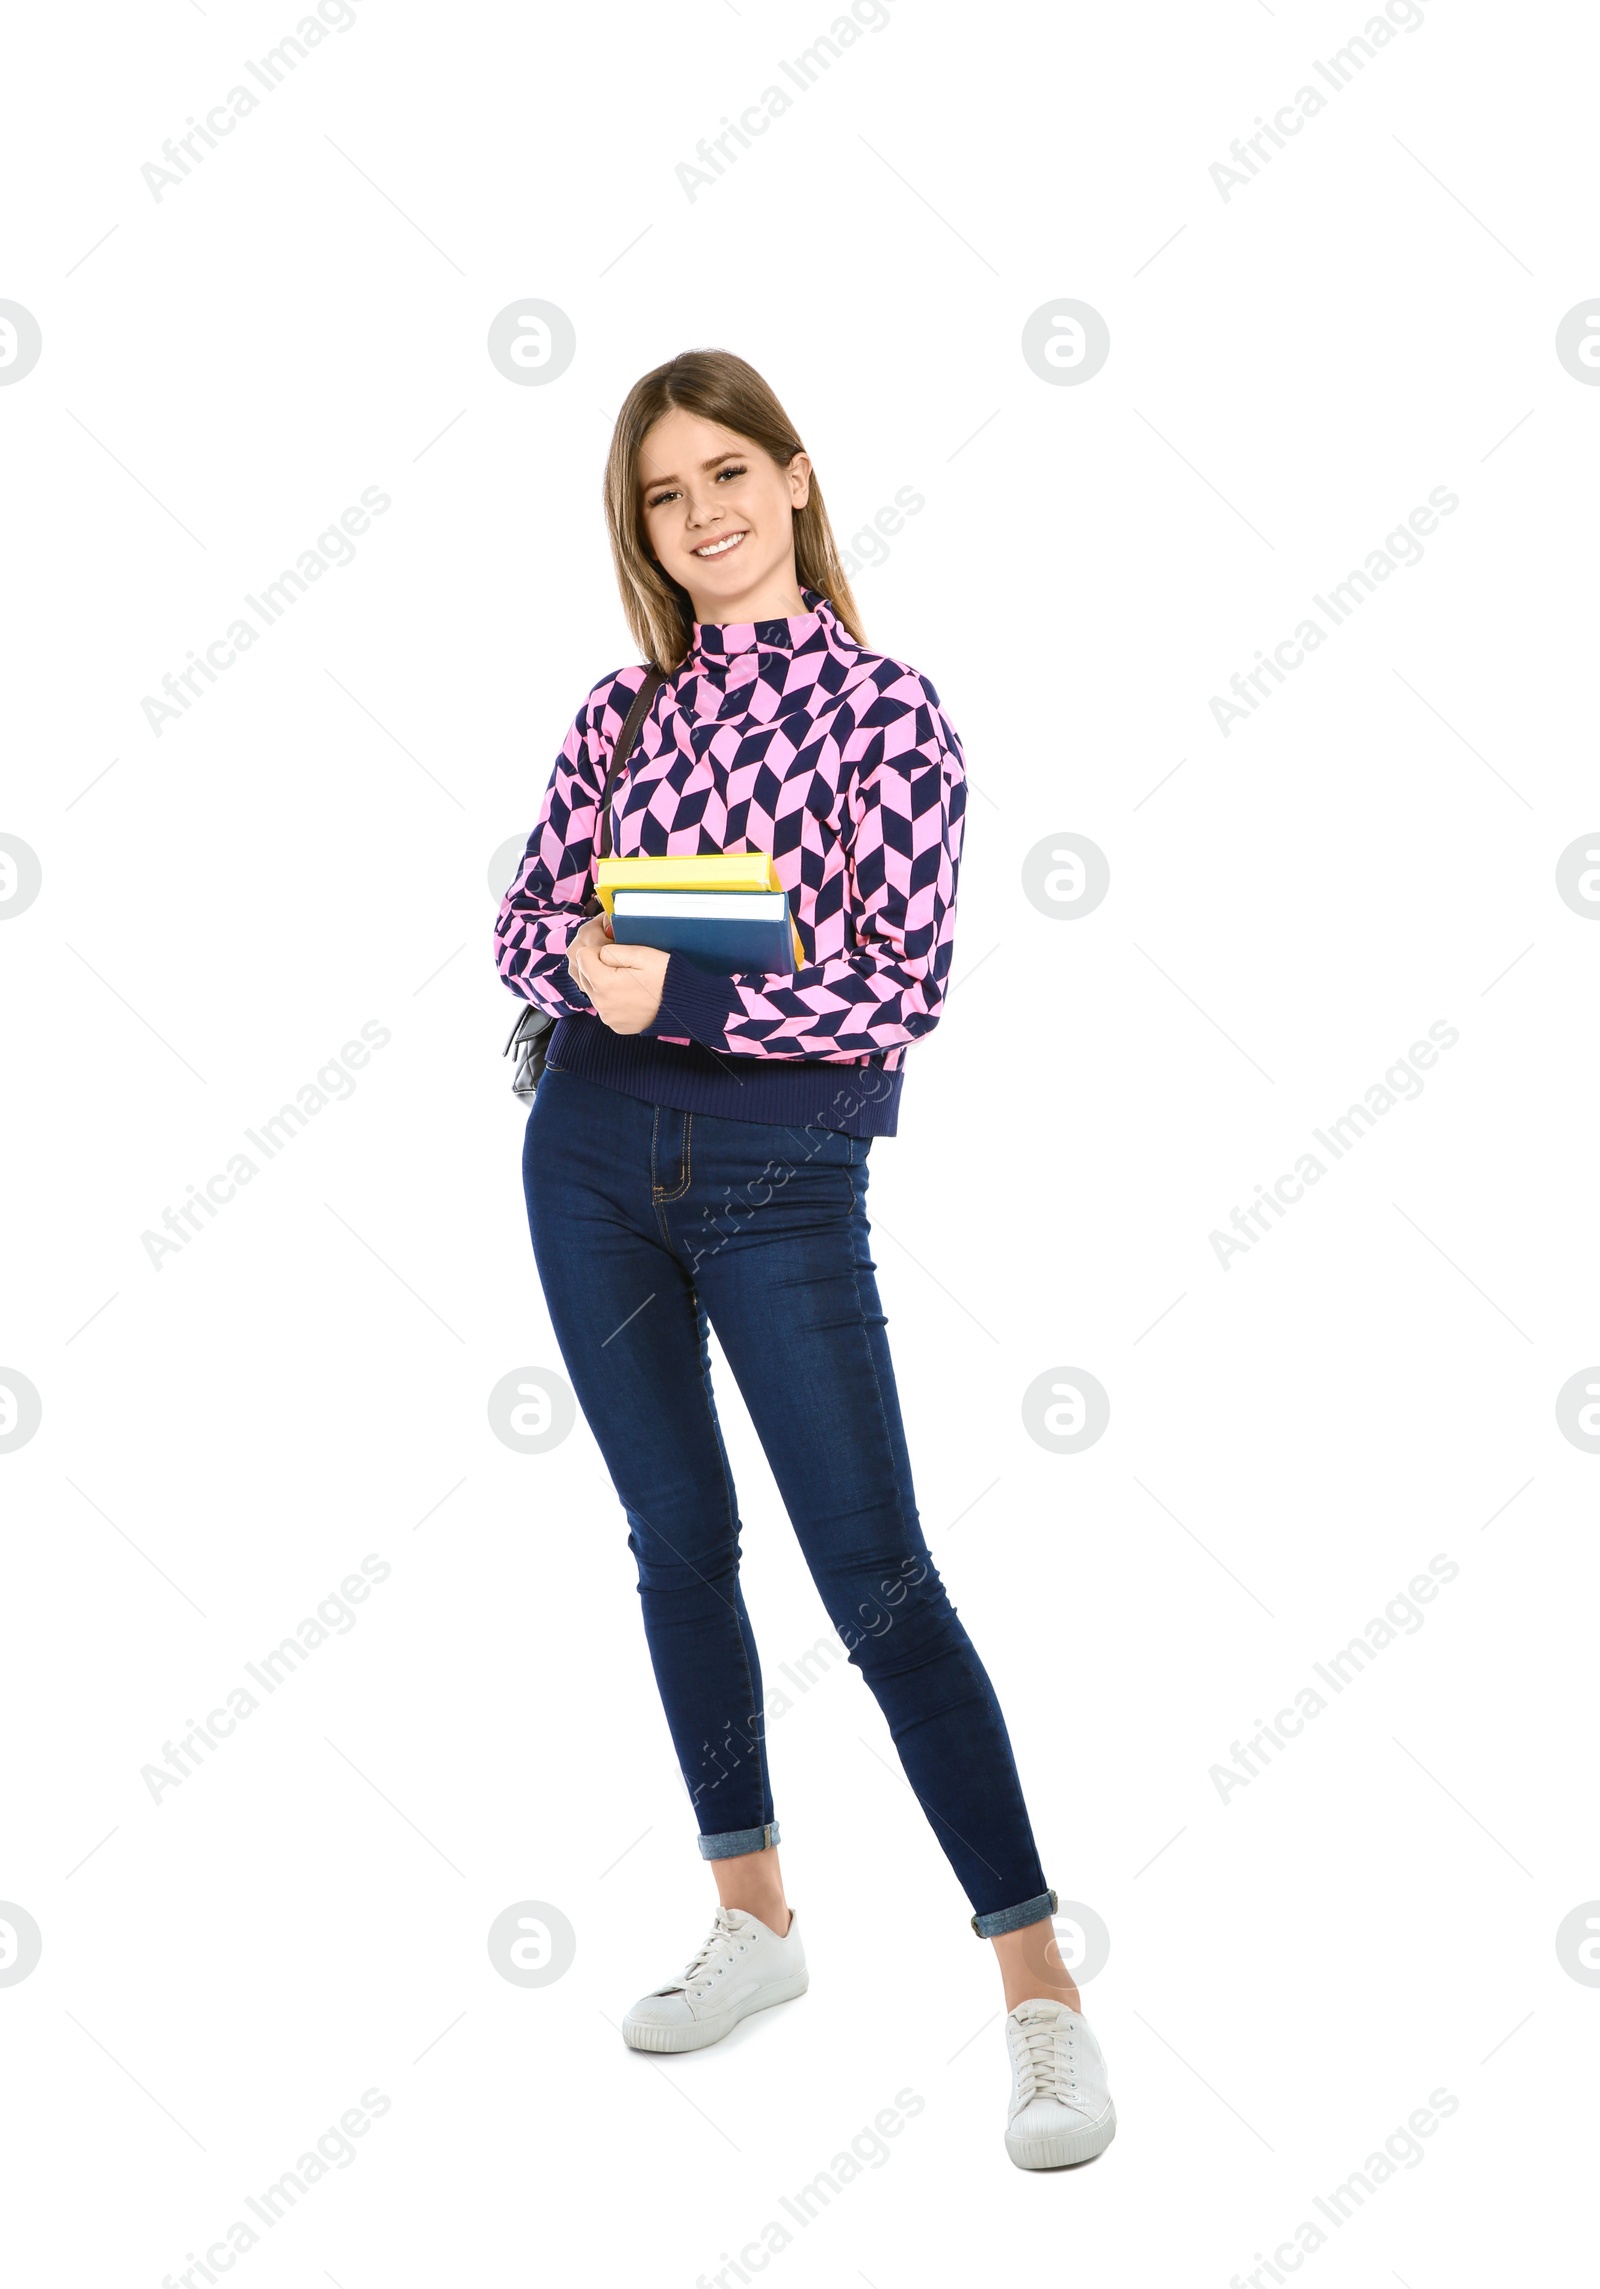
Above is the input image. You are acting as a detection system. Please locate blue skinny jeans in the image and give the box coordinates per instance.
[521,1063,1054,1938]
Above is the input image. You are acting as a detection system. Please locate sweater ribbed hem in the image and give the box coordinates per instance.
[544,1013,903,1137]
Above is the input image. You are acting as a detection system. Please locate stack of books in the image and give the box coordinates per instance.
[595,852,803,977]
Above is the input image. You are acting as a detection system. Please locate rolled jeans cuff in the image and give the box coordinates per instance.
[697,1820,780,1860]
[971,1887,1057,1939]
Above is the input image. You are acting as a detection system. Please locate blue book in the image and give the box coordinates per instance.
[609,888,795,977]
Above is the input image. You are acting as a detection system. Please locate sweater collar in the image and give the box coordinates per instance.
[684,586,843,674]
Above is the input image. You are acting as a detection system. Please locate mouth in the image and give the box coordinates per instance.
[690,530,748,561]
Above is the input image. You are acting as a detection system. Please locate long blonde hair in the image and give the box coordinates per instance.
[603,349,865,671]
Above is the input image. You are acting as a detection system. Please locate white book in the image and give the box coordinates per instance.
[610,890,788,920]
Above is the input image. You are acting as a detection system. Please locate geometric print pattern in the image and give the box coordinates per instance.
[492,590,968,1067]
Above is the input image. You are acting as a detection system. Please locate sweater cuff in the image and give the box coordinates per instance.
[644,950,744,1046]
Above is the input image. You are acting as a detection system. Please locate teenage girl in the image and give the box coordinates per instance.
[494,349,1115,2169]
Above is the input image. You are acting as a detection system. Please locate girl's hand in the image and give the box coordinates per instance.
[565,914,668,1034]
[563,913,612,1005]
[591,941,670,1034]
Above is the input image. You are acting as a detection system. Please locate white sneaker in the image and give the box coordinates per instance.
[1003,1998,1117,2169]
[621,1906,808,2054]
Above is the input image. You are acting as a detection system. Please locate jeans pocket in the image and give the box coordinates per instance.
[684,1124,860,1275]
[768,1121,858,1169]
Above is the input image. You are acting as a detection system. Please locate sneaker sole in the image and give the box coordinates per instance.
[1005,2102,1117,2170]
[621,1971,810,2054]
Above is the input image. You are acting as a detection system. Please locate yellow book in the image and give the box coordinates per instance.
[595,851,804,966]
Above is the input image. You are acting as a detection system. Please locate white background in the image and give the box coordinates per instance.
[3,0,1596,2280]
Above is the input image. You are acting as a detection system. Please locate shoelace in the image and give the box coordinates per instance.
[677,1913,749,2000]
[1012,2012,1081,2106]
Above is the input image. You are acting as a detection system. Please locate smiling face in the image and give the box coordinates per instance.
[637,406,812,627]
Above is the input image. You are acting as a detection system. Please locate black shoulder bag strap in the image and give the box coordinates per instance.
[586,663,667,900]
[502,663,666,1087]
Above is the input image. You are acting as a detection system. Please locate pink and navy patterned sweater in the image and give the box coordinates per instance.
[493,590,967,1137]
